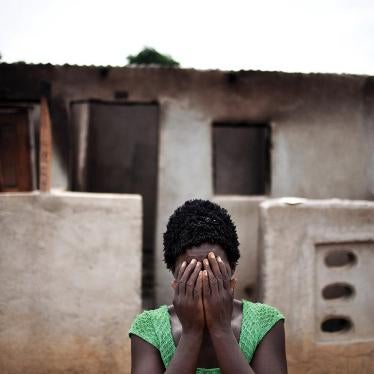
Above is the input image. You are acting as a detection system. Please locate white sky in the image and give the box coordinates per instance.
[0,0,373,75]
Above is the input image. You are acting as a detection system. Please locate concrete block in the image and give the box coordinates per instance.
[212,196,264,300]
[259,198,374,373]
[0,192,142,374]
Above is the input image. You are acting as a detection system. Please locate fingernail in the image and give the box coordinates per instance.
[181,261,186,267]
[191,259,196,264]
[209,252,215,258]
[217,256,222,262]
[199,271,203,277]
[204,259,209,266]
[203,270,208,276]
[196,261,201,267]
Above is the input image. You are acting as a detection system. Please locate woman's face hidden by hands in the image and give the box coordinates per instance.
[172,243,236,290]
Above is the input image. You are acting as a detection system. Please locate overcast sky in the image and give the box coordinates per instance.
[0,0,373,75]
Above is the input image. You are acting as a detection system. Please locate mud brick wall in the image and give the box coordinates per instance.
[0,192,142,374]
[259,199,374,374]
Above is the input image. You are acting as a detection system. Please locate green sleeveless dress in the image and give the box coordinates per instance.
[129,300,284,374]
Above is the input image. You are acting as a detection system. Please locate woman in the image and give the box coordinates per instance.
[129,199,287,373]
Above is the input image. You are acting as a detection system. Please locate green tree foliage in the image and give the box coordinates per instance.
[127,47,179,67]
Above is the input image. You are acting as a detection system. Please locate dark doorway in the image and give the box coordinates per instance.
[85,102,159,307]
[0,109,32,192]
[213,122,270,195]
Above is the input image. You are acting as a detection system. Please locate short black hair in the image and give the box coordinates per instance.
[163,199,240,271]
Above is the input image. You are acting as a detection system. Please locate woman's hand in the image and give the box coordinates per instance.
[173,259,204,336]
[202,252,234,334]
[165,261,205,373]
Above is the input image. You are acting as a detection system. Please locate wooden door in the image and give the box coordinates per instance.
[0,109,32,192]
[85,102,159,307]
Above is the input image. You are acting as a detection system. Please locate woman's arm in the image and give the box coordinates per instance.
[208,320,287,374]
[131,335,164,374]
[203,253,255,374]
[131,259,205,374]
[131,332,203,374]
[251,320,287,373]
[203,252,287,374]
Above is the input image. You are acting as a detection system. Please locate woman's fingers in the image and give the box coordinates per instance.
[208,268,219,295]
[194,270,203,299]
[179,259,197,295]
[186,261,201,297]
[202,270,210,297]
[217,256,230,290]
[225,262,232,279]
[203,258,219,296]
[208,252,223,292]
[177,261,186,280]
[175,261,186,295]
[225,263,235,295]
[216,256,228,277]
[177,255,233,298]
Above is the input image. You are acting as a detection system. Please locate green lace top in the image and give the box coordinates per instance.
[129,300,284,374]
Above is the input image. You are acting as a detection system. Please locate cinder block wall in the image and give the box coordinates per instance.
[0,192,142,374]
[259,199,374,374]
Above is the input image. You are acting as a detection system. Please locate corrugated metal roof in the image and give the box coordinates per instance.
[0,61,369,78]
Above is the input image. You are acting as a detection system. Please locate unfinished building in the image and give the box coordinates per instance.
[0,63,373,373]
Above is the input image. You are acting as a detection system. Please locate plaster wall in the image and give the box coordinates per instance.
[70,102,90,191]
[259,199,374,373]
[0,192,142,374]
[271,104,369,199]
[212,196,265,301]
[155,98,213,304]
[51,146,69,190]
[363,77,374,197]
[1,64,373,199]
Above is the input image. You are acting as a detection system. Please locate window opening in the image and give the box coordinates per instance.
[213,122,270,195]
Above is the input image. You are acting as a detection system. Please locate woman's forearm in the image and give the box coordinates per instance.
[210,328,255,374]
[165,331,203,374]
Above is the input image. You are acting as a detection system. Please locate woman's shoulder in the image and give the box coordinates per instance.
[130,305,169,329]
[128,305,168,348]
[241,300,284,342]
[238,300,285,361]
[134,305,168,319]
[243,299,284,321]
